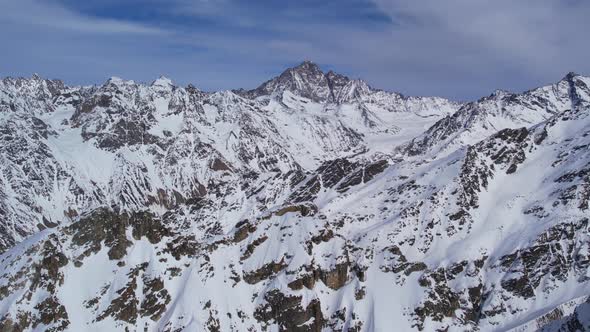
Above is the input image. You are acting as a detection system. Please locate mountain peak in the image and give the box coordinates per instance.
[103,76,136,89]
[281,60,325,81]
[490,89,512,97]
[105,76,125,85]
[245,60,330,101]
[245,60,362,102]
[151,76,174,90]
[291,60,322,73]
[564,71,580,80]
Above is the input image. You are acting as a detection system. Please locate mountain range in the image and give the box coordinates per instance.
[0,61,589,331]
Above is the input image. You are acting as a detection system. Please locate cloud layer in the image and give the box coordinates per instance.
[1,0,588,100]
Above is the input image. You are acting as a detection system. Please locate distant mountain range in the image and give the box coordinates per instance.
[0,62,589,331]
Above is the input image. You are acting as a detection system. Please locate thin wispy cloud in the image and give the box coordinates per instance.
[371,0,590,74]
[1,0,589,99]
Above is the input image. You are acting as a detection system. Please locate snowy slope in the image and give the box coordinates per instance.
[1,63,590,332]
[0,62,459,252]
[402,73,586,158]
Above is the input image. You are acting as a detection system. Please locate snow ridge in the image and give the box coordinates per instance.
[1,63,590,331]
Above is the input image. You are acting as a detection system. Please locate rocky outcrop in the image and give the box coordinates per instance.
[254,289,324,332]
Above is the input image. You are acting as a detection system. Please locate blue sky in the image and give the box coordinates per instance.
[1,0,589,100]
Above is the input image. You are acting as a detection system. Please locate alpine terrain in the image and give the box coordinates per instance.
[1,61,590,332]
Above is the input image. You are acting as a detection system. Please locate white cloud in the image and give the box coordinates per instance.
[369,0,590,76]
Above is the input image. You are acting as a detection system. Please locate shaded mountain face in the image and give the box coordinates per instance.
[0,62,590,331]
[242,61,396,104]
[244,61,333,102]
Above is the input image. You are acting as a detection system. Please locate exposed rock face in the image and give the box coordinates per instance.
[1,66,590,331]
[0,235,70,331]
[254,289,324,332]
[245,61,334,102]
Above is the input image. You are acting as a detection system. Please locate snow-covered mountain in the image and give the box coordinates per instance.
[0,62,589,332]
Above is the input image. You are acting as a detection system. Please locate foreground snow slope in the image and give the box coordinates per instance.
[1,63,590,331]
